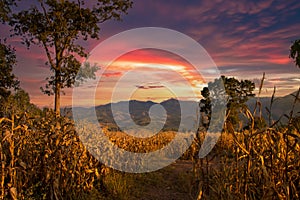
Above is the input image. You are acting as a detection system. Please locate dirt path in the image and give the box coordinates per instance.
[131,160,196,200]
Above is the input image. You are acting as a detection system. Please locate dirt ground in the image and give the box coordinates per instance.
[129,160,197,200]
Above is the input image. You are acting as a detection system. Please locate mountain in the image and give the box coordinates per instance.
[64,90,300,131]
[66,99,199,132]
[247,90,300,124]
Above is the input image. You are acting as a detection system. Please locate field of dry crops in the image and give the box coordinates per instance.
[0,110,105,199]
[191,125,300,199]
[1,104,300,199]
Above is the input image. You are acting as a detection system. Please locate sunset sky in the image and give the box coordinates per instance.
[1,0,300,107]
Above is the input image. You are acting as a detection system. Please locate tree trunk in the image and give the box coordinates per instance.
[54,70,61,116]
[54,85,60,116]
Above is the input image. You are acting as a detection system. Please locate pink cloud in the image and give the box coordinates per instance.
[3,0,299,107]
[102,71,123,77]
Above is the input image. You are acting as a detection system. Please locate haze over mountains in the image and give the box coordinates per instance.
[65,90,300,131]
[247,90,300,124]
[69,98,199,132]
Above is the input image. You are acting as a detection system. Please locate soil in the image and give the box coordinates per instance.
[131,160,196,200]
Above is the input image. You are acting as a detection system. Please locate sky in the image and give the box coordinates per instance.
[2,0,300,107]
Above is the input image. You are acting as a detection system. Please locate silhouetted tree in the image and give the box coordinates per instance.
[0,0,16,23]
[199,87,211,129]
[200,76,255,131]
[290,39,300,68]
[10,0,132,115]
[0,0,19,100]
[0,42,19,100]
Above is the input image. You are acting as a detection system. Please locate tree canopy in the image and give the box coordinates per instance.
[200,75,255,131]
[10,0,133,115]
[0,0,19,100]
[290,39,300,68]
[0,0,16,23]
[0,42,19,100]
[0,88,41,117]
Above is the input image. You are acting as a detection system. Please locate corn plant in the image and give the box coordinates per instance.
[0,109,105,199]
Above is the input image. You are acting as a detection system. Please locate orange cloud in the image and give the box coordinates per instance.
[106,49,205,90]
[90,48,207,105]
[102,71,123,77]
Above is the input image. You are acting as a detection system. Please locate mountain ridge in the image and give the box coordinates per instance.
[64,90,300,130]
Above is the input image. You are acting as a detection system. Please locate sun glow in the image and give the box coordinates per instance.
[92,49,206,105]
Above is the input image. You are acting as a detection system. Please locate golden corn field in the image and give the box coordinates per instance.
[0,92,299,199]
[191,119,300,199]
[0,110,104,199]
[2,1,300,199]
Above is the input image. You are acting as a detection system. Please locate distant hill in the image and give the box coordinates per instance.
[66,99,199,132]
[247,90,300,124]
[64,90,300,131]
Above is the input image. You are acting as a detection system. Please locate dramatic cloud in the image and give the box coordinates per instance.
[2,0,300,106]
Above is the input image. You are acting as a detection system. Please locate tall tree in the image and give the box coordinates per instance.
[10,0,132,115]
[290,39,300,68]
[200,76,255,131]
[0,42,19,100]
[0,0,16,23]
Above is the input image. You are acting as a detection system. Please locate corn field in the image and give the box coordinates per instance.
[191,121,300,199]
[1,97,300,199]
[191,89,300,199]
[0,110,103,199]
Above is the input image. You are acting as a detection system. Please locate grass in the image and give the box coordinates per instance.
[99,160,194,200]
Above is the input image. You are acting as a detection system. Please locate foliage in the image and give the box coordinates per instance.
[199,87,211,129]
[9,0,132,114]
[290,39,300,68]
[192,109,300,200]
[200,75,255,131]
[0,92,299,199]
[0,109,106,199]
[252,116,267,130]
[0,42,19,100]
[0,89,40,117]
[192,79,300,200]
[74,62,98,86]
[0,0,16,22]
